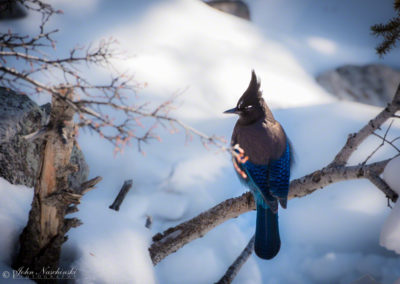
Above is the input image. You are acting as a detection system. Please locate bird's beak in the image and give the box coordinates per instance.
[223,107,239,114]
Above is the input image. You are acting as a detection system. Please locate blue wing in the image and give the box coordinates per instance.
[235,141,291,212]
[242,162,278,212]
[232,141,291,259]
[269,142,291,208]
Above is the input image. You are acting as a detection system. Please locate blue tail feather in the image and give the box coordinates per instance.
[254,203,280,259]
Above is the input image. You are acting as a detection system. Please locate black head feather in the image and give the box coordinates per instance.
[237,70,262,110]
[232,70,274,125]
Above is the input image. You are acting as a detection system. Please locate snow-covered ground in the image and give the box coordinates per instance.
[2,0,400,283]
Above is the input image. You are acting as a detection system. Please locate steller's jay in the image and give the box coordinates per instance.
[224,70,292,259]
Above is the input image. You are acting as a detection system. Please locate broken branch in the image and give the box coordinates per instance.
[109,179,133,211]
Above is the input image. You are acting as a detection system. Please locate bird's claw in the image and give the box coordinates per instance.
[232,144,249,164]
[232,144,248,179]
[233,159,247,179]
[233,144,245,154]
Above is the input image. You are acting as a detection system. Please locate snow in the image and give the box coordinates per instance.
[383,157,400,195]
[2,0,400,284]
[111,0,335,119]
[307,37,338,55]
[72,228,155,284]
[381,157,400,254]
[0,179,33,283]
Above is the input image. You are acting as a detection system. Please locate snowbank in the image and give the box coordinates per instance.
[381,157,400,254]
[2,0,400,283]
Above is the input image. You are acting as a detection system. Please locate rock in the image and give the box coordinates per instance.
[350,274,380,284]
[68,145,89,190]
[0,87,89,188]
[205,0,250,20]
[0,1,27,20]
[316,64,400,107]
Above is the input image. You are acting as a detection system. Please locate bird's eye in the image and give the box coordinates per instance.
[245,105,253,110]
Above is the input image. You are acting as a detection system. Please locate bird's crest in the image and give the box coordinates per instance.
[237,70,262,109]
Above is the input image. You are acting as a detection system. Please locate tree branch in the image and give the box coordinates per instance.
[367,174,398,202]
[216,235,255,284]
[148,159,397,265]
[330,84,400,167]
[109,179,133,211]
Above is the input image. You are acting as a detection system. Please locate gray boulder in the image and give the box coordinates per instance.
[0,87,88,189]
[205,0,250,20]
[316,64,400,107]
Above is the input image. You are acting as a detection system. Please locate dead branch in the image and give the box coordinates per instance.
[367,174,397,201]
[150,192,254,265]
[330,83,400,167]
[363,120,397,165]
[145,215,153,229]
[1,2,228,154]
[109,179,133,211]
[149,159,397,265]
[13,88,102,280]
[216,235,255,284]
[80,176,103,194]
[289,159,397,201]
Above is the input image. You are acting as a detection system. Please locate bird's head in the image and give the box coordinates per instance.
[224,70,269,125]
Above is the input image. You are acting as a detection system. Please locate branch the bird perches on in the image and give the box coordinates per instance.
[149,83,400,267]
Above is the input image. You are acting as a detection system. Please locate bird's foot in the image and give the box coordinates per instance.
[232,144,249,179]
[233,158,247,179]
[232,144,249,164]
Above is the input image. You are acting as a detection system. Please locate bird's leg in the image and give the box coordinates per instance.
[232,144,249,179]
[232,144,249,163]
[233,158,247,179]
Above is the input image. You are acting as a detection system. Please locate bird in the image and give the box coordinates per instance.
[223,70,292,259]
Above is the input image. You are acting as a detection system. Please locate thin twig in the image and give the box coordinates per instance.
[330,84,400,167]
[216,235,255,284]
[363,120,396,165]
[371,132,400,153]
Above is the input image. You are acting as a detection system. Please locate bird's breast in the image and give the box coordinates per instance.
[233,120,286,165]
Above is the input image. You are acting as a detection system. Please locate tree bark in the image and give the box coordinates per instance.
[149,159,396,265]
[13,89,101,283]
[330,83,400,166]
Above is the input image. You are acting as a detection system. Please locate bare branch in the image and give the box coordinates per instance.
[289,159,396,199]
[362,120,395,165]
[371,132,400,153]
[367,174,398,202]
[330,84,400,167]
[148,158,398,265]
[1,22,226,153]
[150,192,254,265]
[216,235,255,284]
[109,179,133,211]
[79,176,102,195]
